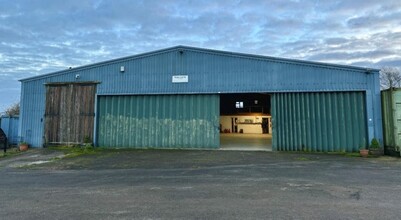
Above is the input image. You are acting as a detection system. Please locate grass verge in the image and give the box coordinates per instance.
[0,147,22,159]
[48,145,102,158]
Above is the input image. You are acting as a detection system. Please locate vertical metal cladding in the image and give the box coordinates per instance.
[19,81,47,147]
[272,91,367,152]
[0,116,19,144]
[96,94,220,148]
[19,46,381,148]
[381,89,401,153]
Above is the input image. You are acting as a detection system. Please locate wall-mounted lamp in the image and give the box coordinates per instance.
[120,66,125,73]
[75,74,80,79]
[254,100,258,105]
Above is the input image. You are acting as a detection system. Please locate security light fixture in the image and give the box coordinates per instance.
[75,74,80,79]
[365,68,373,74]
[120,66,125,73]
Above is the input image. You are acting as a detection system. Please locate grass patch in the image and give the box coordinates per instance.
[344,152,361,157]
[48,145,102,158]
[0,147,22,159]
[278,150,365,158]
[295,157,311,161]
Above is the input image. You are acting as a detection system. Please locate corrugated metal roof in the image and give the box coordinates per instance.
[20,45,379,82]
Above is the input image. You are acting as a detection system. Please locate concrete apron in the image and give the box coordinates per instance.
[219,133,272,151]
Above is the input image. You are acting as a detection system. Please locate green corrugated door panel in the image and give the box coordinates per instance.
[395,102,401,149]
[393,91,401,150]
[96,94,220,149]
[381,91,391,147]
[271,94,277,150]
[381,90,401,151]
[272,92,367,152]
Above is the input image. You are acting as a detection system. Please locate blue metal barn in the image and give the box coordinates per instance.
[19,46,382,152]
[0,116,19,145]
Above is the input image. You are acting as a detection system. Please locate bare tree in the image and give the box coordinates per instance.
[380,66,401,90]
[4,102,20,116]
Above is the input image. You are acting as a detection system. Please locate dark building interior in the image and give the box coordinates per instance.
[220,93,271,115]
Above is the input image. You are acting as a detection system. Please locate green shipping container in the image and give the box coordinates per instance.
[96,94,220,149]
[272,92,368,152]
[381,89,401,155]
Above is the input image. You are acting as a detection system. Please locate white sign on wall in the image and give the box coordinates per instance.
[172,75,188,83]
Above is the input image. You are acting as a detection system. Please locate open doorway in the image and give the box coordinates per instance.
[220,93,272,151]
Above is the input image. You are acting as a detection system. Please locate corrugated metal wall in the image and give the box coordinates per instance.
[0,116,19,145]
[21,47,371,95]
[96,94,220,148]
[19,46,382,147]
[19,80,47,147]
[272,92,367,152]
[381,89,401,152]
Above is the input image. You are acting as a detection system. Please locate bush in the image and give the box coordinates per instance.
[4,102,19,116]
[370,138,380,149]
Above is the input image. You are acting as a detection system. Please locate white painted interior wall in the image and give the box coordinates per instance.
[220,115,271,134]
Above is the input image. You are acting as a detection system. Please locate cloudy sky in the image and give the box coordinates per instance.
[1,0,401,113]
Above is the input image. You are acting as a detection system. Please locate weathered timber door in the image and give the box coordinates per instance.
[44,83,96,145]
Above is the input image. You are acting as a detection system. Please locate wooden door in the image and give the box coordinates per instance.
[44,83,96,145]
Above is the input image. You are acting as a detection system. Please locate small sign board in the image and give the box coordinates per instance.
[172,75,189,83]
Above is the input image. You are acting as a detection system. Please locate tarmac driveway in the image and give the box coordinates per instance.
[1,149,401,219]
